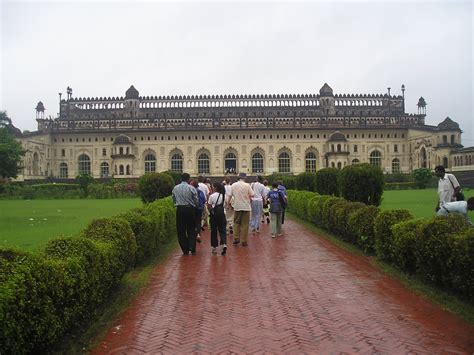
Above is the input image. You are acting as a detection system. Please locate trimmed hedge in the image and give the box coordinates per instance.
[286,189,474,300]
[0,197,176,354]
[373,209,413,261]
[339,163,384,206]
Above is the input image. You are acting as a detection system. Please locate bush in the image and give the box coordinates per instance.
[80,217,137,274]
[321,196,344,230]
[411,168,434,189]
[312,195,335,228]
[76,173,94,197]
[0,249,63,354]
[450,228,474,298]
[265,174,295,190]
[294,172,317,192]
[315,168,339,196]
[163,170,181,185]
[330,201,365,242]
[138,172,175,203]
[348,205,380,253]
[119,208,157,263]
[339,163,384,206]
[391,218,428,272]
[373,209,413,261]
[414,214,470,286]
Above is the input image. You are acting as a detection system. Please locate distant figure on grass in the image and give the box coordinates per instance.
[190,179,206,243]
[172,173,199,255]
[434,165,461,211]
[229,172,254,246]
[267,182,287,238]
[436,197,474,226]
[208,182,228,255]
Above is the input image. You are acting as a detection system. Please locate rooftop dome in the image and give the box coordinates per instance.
[417,97,426,107]
[328,130,347,142]
[125,85,139,99]
[113,134,133,145]
[319,83,334,97]
[437,117,460,131]
[35,101,45,112]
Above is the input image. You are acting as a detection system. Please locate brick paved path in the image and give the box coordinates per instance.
[93,218,474,354]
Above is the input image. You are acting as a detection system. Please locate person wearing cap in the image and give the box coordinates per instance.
[229,172,254,246]
[434,165,461,211]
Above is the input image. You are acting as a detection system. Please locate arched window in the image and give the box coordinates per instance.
[369,150,381,167]
[119,165,124,175]
[198,153,210,174]
[59,162,68,178]
[224,152,237,172]
[33,152,40,175]
[420,147,427,168]
[119,147,124,155]
[126,165,130,175]
[443,156,448,168]
[171,153,183,172]
[392,158,400,174]
[100,162,109,178]
[78,154,91,175]
[351,159,360,165]
[144,153,156,173]
[278,152,290,173]
[337,144,341,152]
[337,162,342,169]
[252,152,264,173]
[305,152,317,172]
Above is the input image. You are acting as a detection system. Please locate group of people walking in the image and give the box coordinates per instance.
[171,172,288,256]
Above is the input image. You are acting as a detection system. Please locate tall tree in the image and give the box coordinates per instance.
[0,111,25,179]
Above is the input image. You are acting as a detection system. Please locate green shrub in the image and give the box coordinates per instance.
[265,174,295,190]
[119,208,157,263]
[286,190,317,220]
[315,168,339,196]
[138,172,175,203]
[306,194,321,223]
[76,173,94,197]
[294,172,318,192]
[321,196,344,230]
[0,249,63,354]
[391,218,428,272]
[412,168,434,189]
[450,228,474,298]
[330,201,366,242]
[348,205,380,253]
[373,209,413,261]
[415,215,470,286]
[339,163,384,206]
[163,170,182,185]
[312,195,335,228]
[80,217,137,273]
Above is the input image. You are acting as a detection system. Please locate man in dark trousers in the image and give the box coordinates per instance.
[172,172,199,255]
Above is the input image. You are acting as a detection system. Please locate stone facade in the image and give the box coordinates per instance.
[17,84,470,180]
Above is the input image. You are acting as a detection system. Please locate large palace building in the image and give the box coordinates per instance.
[16,84,473,180]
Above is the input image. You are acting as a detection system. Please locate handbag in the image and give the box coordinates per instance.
[448,175,464,201]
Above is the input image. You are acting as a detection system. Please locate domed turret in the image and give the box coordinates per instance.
[125,85,139,99]
[319,83,334,97]
[437,117,460,131]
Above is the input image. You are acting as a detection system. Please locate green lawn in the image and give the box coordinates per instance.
[381,188,474,219]
[0,199,142,252]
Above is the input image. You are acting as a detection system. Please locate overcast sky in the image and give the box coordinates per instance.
[1,0,473,145]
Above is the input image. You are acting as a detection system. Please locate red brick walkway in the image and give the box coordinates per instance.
[92,218,474,354]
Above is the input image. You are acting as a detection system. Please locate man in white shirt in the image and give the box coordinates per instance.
[250,176,267,234]
[436,197,474,226]
[434,165,461,211]
[197,175,210,229]
[229,173,254,246]
[223,176,234,236]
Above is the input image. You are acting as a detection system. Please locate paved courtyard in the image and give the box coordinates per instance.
[92,218,474,354]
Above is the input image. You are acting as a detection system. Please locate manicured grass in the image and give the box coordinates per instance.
[0,199,142,251]
[381,188,474,219]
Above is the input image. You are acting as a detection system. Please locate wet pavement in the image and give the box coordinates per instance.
[92,218,474,354]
